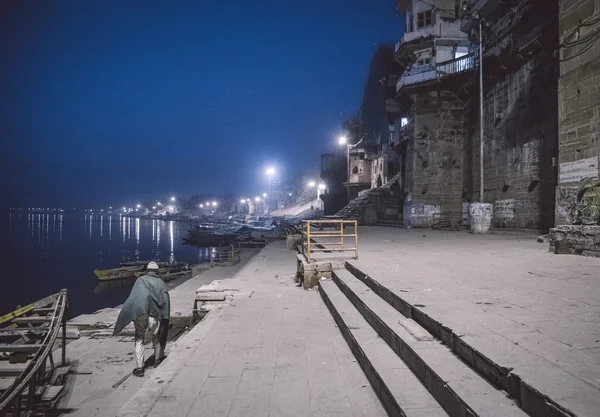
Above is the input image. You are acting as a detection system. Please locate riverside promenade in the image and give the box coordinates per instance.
[115,241,385,417]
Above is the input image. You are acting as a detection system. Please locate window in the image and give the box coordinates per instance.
[417,10,432,28]
[401,118,408,127]
[352,166,359,174]
[417,58,431,66]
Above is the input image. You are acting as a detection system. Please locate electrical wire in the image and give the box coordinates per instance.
[560,33,600,62]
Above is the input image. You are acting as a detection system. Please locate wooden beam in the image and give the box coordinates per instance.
[0,361,30,377]
[0,329,47,337]
[11,317,53,324]
[0,345,42,353]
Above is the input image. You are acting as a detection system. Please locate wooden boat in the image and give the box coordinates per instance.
[0,290,69,415]
[133,262,189,278]
[94,265,144,281]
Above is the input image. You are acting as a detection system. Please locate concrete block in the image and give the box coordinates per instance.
[195,293,226,302]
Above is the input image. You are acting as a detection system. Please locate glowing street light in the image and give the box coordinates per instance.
[171,197,176,201]
[240,199,246,204]
[318,183,326,191]
[157,202,162,206]
[152,206,156,210]
[200,204,204,208]
[262,193,267,198]
[265,167,275,176]
[136,204,141,208]
[338,135,348,145]
[212,201,218,207]
[289,192,292,196]
[307,180,316,188]
[254,197,261,202]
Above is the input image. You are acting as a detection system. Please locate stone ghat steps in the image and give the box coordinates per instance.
[319,280,449,417]
[342,261,598,417]
[320,267,533,417]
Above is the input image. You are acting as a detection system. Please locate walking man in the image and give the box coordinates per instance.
[113,261,170,377]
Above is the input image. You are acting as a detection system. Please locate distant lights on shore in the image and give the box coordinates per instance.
[307,181,316,187]
[240,199,246,204]
[254,197,261,202]
[262,193,267,198]
[212,201,218,207]
[171,196,176,202]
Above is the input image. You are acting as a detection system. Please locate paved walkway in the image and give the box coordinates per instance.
[350,227,600,416]
[116,242,385,417]
[59,249,260,417]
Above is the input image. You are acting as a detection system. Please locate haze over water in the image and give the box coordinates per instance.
[1,214,213,318]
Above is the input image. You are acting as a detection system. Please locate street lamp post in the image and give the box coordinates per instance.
[478,17,484,203]
[338,134,366,204]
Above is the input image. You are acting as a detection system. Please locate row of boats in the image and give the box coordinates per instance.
[182,218,296,246]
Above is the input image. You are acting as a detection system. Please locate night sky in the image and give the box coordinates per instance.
[1,1,402,208]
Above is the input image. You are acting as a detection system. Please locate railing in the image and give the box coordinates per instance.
[210,245,241,266]
[396,54,477,93]
[437,53,476,79]
[301,219,358,263]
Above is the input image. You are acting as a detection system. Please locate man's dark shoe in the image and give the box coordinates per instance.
[133,368,145,377]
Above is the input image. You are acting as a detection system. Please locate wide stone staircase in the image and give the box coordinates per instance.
[319,261,580,417]
[334,174,403,226]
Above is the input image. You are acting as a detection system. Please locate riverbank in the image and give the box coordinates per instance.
[55,248,260,417]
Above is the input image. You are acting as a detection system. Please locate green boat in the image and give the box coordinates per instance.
[94,266,144,281]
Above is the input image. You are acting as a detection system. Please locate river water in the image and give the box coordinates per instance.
[1,214,214,318]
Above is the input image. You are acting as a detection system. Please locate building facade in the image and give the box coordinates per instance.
[555,0,600,225]
[391,0,559,230]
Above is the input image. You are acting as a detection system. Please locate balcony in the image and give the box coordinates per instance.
[396,64,437,92]
[437,53,476,79]
[396,53,477,93]
[395,19,465,53]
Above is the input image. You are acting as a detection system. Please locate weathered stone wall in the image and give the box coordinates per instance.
[464,1,559,231]
[556,0,600,225]
[404,91,465,228]
[549,225,600,257]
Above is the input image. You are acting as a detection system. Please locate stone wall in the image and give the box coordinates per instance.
[403,91,465,228]
[464,1,559,231]
[549,225,600,257]
[556,0,600,225]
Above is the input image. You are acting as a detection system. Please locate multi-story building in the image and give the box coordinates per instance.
[393,0,475,228]
[392,0,559,230]
[555,0,600,225]
[320,45,402,215]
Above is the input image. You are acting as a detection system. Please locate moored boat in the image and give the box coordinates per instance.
[93,266,144,281]
[132,262,189,278]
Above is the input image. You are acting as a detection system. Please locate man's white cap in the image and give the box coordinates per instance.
[147,261,160,270]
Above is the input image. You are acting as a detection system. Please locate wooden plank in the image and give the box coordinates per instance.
[0,329,48,337]
[50,366,70,384]
[41,385,64,402]
[12,317,53,324]
[0,345,42,353]
[0,361,30,377]
[31,308,56,314]
[0,378,16,391]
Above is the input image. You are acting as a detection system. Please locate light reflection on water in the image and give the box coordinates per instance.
[2,214,214,318]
